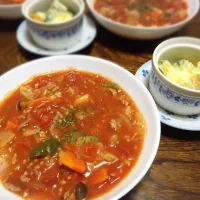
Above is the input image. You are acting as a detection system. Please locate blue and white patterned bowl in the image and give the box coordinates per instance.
[151,37,200,115]
[22,0,85,50]
[136,60,200,131]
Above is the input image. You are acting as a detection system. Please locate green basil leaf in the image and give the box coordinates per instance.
[30,139,60,158]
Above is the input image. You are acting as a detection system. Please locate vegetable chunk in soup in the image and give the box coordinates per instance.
[0,70,145,200]
[94,0,188,27]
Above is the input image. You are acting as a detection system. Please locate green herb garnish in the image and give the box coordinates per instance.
[62,128,80,143]
[137,0,152,12]
[90,134,99,142]
[56,116,76,128]
[73,127,78,132]
[126,2,135,10]
[163,12,171,19]
[74,105,95,117]
[63,132,78,143]
[78,134,99,146]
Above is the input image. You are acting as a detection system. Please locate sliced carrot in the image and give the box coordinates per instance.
[32,13,45,22]
[6,120,18,130]
[89,168,108,185]
[30,97,52,108]
[151,12,161,20]
[59,150,86,174]
[74,94,90,105]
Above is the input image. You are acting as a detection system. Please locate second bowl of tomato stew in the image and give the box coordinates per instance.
[86,0,199,40]
[0,0,25,19]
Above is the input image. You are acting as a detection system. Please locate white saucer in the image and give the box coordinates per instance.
[16,15,97,56]
[136,60,200,131]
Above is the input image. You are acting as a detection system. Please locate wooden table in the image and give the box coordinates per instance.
[0,11,200,200]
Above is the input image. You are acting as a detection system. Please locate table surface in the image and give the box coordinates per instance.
[0,10,200,200]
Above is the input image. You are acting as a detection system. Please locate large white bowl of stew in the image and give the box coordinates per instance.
[0,55,160,200]
[86,0,200,40]
[0,0,25,19]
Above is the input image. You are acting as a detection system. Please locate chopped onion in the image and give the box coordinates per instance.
[0,131,15,148]
[20,85,34,100]
[18,119,30,131]
[117,112,132,129]
[23,129,38,137]
[49,112,63,138]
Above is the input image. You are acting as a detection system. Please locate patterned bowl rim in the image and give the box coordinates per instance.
[22,0,85,28]
[152,36,200,97]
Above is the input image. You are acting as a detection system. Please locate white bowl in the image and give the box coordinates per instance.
[0,55,160,200]
[150,37,200,115]
[0,3,23,19]
[86,0,199,40]
[22,0,85,50]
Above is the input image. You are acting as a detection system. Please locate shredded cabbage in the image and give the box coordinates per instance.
[158,59,200,90]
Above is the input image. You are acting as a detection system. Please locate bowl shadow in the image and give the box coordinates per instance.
[93,18,190,56]
[17,39,93,60]
[161,123,200,140]
[0,19,22,32]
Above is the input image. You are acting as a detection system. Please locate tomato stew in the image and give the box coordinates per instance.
[94,0,188,27]
[0,70,145,200]
[0,0,24,5]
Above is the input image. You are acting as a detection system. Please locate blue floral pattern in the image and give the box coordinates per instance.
[151,71,200,107]
[142,69,149,77]
[188,114,199,119]
[161,115,170,121]
[28,19,83,39]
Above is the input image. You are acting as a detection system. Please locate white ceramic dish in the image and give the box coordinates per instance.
[136,60,200,131]
[22,0,85,50]
[151,37,200,115]
[0,3,23,19]
[16,16,96,56]
[86,0,199,40]
[0,55,160,200]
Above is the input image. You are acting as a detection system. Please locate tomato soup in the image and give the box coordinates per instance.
[0,70,145,200]
[0,0,24,5]
[94,0,188,27]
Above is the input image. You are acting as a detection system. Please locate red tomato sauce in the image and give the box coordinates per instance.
[94,0,188,27]
[0,70,145,200]
[0,0,24,4]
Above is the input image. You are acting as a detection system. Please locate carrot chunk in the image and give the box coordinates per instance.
[151,12,161,20]
[89,168,108,185]
[6,120,18,130]
[30,97,52,108]
[31,13,45,22]
[59,150,86,174]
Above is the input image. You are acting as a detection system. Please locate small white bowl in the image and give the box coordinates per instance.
[22,0,85,50]
[0,3,23,19]
[86,0,199,40]
[0,55,160,200]
[150,37,200,115]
